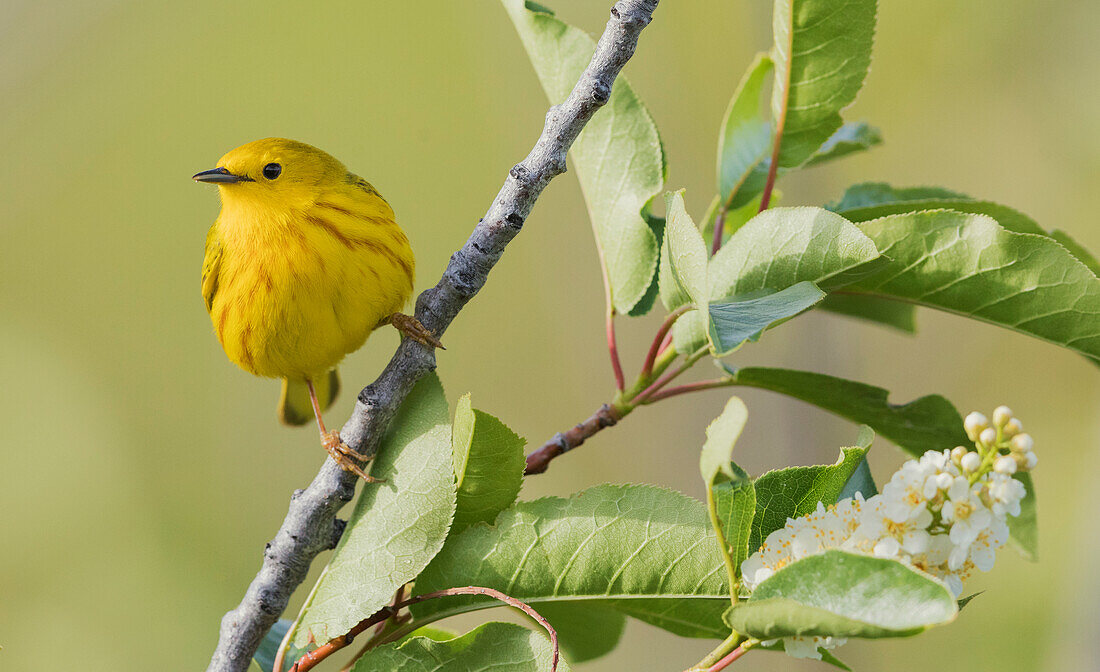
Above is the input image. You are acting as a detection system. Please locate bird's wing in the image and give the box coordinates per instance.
[201,221,222,313]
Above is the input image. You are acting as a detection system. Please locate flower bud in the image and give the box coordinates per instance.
[994,455,1017,475]
[1011,433,1034,453]
[992,406,1013,427]
[951,446,969,464]
[964,412,989,441]
[979,427,998,446]
[1002,418,1022,437]
[961,452,981,473]
[1024,451,1038,470]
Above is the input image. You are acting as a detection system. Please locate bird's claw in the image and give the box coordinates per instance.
[322,430,384,483]
[389,313,445,350]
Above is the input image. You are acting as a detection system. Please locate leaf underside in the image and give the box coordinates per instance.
[503,0,665,314]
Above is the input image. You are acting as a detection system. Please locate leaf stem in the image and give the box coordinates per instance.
[703,644,750,671]
[525,349,713,475]
[643,378,736,403]
[711,208,728,256]
[634,348,707,404]
[598,223,626,391]
[607,308,626,391]
[288,587,559,672]
[641,306,690,378]
[759,4,793,213]
[684,634,743,671]
[339,585,410,671]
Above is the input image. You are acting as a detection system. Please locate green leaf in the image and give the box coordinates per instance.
[758,640,852,670]
[838,197,1047,237]
[957,592,982,611]
[702,192,773,252]
[749,428,874,552]
[818,293,917,333]
[726,550,957,639]
[1051,229,1100,277]
[828,183,1100,330]
[838,456,878,500]
[720,366,969,456]
[671,309,709,356]
[253,620,305,672]
[848,210,1100,364]
[503,0,665,314]
[827,182,967,211]
[830,182,1100,273]
[707,282,826,356]
[535,603,626,664]
[397,626,460,644]
[680,207,876,355]
[699,397,750,485]
[352,621,569,672]
[699,397,752,595]
[452,394,526,534]
[709,207,880,301]
[413,484,730,639]
[659,190,709,311]
[626,206,667,317]
[805,122,883,167]
[716,53,775,211]
[295,374,456,646]
[1009,472,1038,560]
[771,0,877,169]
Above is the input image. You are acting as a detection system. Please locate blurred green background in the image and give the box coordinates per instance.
[2,1,1098,670]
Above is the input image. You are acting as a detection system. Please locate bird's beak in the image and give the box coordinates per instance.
[192,167,253,183]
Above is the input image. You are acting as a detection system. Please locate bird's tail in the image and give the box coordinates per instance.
[278,369,341,426]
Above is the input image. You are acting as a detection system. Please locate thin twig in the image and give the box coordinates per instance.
[702,644,748,671]
[710,207,728,256]
[758,5,792,213]
[289,587,560,672]
[640,306,689,378]
[524,403,621,475]
[205,3,660,670]
[598,228,627,391]
[607,309,626,391]
[643,378,734,403]
[633,357,692,404]
[329,584,410,672]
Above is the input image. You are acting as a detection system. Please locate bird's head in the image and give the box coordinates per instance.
[193,138,346,210]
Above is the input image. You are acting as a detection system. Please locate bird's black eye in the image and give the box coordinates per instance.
[262,163,282,180]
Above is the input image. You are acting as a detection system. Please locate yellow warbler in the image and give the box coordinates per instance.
[194,138,441,478]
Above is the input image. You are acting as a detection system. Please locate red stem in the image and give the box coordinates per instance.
[641,306,690,378]
[644,379,732,403]
[633,361,691,404]
[711,208,728,256]
[607,310,625,391]
[704,645,749,671]
[657,330,674,358]
[289,587,559,672]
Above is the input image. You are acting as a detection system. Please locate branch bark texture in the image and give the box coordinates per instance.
[524,404,621,475]
[206,3,660,670]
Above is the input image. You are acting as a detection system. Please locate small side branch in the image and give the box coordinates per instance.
[205,3,660,671]
[524,404,621,475]
[288,586,559,672]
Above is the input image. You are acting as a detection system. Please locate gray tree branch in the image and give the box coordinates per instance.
[205,2,660,670]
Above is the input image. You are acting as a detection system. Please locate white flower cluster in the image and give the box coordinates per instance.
[740,406,1035,660]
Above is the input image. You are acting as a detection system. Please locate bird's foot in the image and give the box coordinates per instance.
[322,430,383,483]
[388,313,445,349]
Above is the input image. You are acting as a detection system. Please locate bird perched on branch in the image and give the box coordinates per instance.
[194,138,442,479]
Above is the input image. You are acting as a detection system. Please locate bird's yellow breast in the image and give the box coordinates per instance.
[204,176,414,380]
